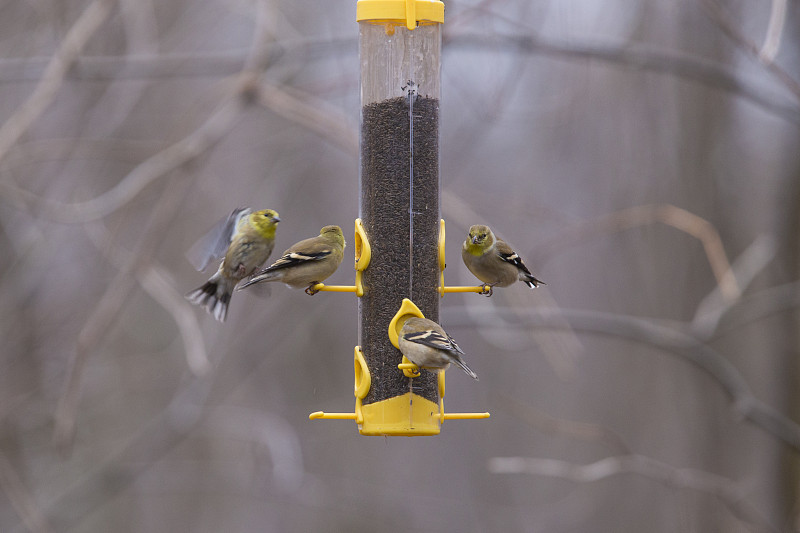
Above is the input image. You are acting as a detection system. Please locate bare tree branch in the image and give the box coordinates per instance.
[497,394,631,455]
[446,33,800,125]
[20,304,325,533]
[51,0,285,451]
[444,305,800,452]
[0,96,245,223]
[489,455,778,533]
[0,0,115,166]
[760,0,787,62]
[535,204,740,302]
[82,220,210,377]
[254,80,358,155]
[53,174,195,451]
[0,452,54,533]
[702,0,800,101]
[443,189,583,381]
[712,281,800,340]
[692,234,777,338]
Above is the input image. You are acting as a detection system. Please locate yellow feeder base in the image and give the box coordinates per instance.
[358,393,441,436]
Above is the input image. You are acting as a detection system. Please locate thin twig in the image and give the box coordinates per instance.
[0,97,245,224]
[53,175,195,451]
[0,0,114,166]
[443,189,583,381]
[82,220,210,377]
[497,393,631,454]
[24,304,324,533]
[0,452,54,533]
[760,0,787,62]
[702,0,800,101]
[489,455,778,533]
[446,33,800,125]
[52,0,282,450]
[444,305,800,452]
[254,80,358,155]
[692,234,777,338]
[535,204,740,302]
[711,280,800,340]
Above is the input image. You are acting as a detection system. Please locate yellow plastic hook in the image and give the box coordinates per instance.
[388,298,425,378]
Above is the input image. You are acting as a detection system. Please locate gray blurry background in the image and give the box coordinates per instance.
[1,0,799,531]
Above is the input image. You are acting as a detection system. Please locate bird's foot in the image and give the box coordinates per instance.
[305,283,321,295]
[480,284,494,297]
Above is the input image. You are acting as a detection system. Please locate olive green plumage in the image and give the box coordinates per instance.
[186,208,280,322]
[238,225,345,295]
[462,224,544,295]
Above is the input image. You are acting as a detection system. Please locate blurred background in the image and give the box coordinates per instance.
[1,0,799,531]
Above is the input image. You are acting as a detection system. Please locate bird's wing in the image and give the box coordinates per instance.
[186,207,251,271]
[403,329,463,354]
[261,248,332,273]
[495,239,532,275]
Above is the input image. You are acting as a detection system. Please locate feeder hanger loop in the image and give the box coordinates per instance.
[356,0,444,31]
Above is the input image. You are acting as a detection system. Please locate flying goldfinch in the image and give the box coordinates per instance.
[238,225,345,295]
[399,317,478,380]
[461,224,544,296]
[186,207,281,322]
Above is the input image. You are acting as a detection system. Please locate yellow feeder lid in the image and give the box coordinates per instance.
[357,0,444,30]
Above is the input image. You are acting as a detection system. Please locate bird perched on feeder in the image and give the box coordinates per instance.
[186,207,281,322]
[461,224,544,296]
[238,225,345,295]
[399,317,478,380]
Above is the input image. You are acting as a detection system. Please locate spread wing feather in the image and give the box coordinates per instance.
[186,207,251,271]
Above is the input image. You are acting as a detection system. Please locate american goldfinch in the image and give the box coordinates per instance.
[238,225,345,295]
[186,207,280,322]
[461,224,544,296]
[399,317,478,380]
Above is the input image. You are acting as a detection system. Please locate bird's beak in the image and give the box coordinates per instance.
[471,235,479,244]
[272,216,281,223]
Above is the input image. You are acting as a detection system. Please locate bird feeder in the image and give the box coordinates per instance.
[359,0,443,435]
[309,0,488,435]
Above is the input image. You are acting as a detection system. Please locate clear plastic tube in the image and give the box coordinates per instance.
[359,20,442,407]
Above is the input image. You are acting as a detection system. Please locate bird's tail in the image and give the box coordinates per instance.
[237,270,276,290]
[186,274,235,322]
[452,355,479,380]
[523,274,545,289]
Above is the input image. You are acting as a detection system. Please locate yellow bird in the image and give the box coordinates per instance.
[462,224,544,296]
[186,207,280,321]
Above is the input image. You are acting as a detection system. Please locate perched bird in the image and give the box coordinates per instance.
[462,224,544,296]
[399,318,478,380]
[186,207,280,322]
[238,225,345,295]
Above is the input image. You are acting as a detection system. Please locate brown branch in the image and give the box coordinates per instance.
[702,0,800,101]
[53,174,195,451]
[254,81,358,155]
[52,0,282,450]
[497,393,631,455]
[0,0,114,166]
[0,97,245,224]
[692,234,777,338]
[0,452,54,533]
[444,305,800,453]
[445,33,800,125]
[489,455,778,532]
[443,189,583,381]
[82,220,210,377]
[760,0,787,62]
[535,204,740,302]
